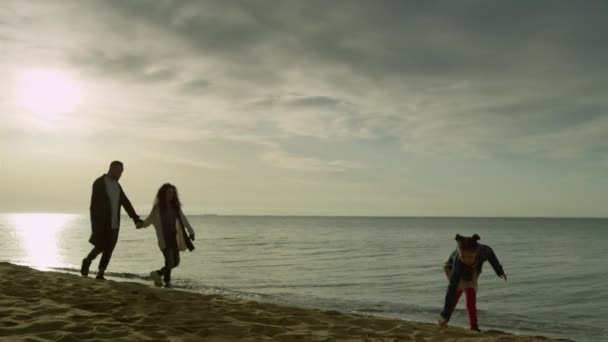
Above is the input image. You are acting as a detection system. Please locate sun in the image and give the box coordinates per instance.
[15,68,83,115]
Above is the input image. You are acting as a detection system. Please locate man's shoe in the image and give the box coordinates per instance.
[95,269,106,280]
[150,271,163,287]
[80,258,91,277]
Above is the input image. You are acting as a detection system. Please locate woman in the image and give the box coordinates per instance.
[138,183,195,288]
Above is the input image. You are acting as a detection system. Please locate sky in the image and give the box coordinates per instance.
[1,1,607,217]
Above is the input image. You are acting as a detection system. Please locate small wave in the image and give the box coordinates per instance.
[223,242,271,247]
[47,265,277,302]
[49,266,153,281]
[237,281,392,290]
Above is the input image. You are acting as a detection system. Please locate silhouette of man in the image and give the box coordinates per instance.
[81,161,142,279]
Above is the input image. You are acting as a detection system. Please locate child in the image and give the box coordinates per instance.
[438,234,507,331]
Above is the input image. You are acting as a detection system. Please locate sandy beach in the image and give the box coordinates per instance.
[0,262,570,342]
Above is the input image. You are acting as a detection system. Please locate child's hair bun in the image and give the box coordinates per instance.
[455,234,480,250]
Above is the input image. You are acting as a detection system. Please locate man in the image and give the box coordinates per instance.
[81,161,142,279]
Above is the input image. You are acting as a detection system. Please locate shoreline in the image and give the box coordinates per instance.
[0,262,572,341]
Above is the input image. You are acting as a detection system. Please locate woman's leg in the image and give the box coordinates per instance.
[159,248,170,275]
[173,249,180,268]
[464,288,479,330]
[162,250,181,287]
[162,248,176,285]
[151,249,169,287]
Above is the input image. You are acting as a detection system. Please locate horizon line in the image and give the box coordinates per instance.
[0,211,606,220]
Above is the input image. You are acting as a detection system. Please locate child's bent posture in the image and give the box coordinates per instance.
[439,234,507,331]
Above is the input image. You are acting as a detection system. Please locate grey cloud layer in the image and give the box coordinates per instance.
[4,0,608,161]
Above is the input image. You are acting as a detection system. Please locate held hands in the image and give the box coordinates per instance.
[135,219,144,229]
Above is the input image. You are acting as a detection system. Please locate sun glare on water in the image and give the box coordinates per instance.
[15,68,84,115]
[9,213,75,268]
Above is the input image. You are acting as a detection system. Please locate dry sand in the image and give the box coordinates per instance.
[0,262,570,341]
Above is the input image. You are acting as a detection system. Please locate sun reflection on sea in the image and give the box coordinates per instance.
[8,213,75,268]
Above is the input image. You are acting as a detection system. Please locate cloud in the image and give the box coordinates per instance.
[72,50,180,83]
[179,78,211,94]
[246,94,396,141]
[286,96,344,109]
[140,151,230,170]
[507,115,608,158]
[3,0,608,162]
[261,149,365,172]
